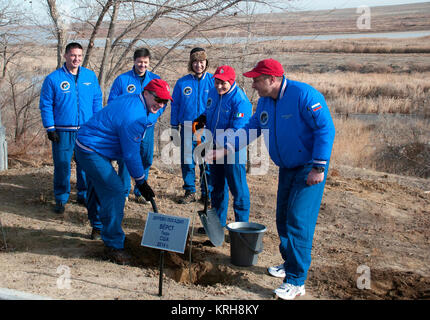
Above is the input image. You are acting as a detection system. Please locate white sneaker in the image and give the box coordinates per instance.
[274,283,306,300]
[268,264,286,278]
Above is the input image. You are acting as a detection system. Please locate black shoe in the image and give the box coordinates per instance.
[178,191,196,204]
[104,247,132,265]
[90,228,102,240]
[54,203,65,214]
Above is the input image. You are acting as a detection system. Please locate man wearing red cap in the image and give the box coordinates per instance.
[207,59,335,299]
[194,65,252,229]
[75,78,173,264]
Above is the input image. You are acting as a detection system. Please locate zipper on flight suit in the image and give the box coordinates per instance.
[74,71,80,129]
[273,99,287,168]
[196,75,201,119]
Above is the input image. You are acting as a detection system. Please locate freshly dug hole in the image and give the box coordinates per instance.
[125,232,242,286]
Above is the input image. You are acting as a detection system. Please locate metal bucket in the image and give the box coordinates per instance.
[226,222,266,267]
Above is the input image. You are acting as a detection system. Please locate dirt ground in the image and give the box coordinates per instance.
[0,157,429,300]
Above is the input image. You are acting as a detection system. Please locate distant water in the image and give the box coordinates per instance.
[78,30,430,48]
[25,29,430,47]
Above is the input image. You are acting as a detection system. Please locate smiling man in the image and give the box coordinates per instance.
[74,79,173,264]
[108,48,163,204]
[39,42,103,214]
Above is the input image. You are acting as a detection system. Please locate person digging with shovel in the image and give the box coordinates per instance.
[74,79,173,265]
[194,65,252,233]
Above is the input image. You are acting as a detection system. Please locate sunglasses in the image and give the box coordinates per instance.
[149,91,168,105]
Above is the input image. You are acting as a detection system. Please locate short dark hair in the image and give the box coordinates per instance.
[134,48,151,61]
[65,42,83,53]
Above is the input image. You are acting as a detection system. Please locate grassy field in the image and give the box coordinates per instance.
[127,2,430,38]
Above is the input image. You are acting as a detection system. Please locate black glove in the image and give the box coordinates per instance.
[47,131,60,143]
[137,180,155,201]
[193,114,206,131]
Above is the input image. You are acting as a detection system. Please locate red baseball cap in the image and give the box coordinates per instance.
[144,79,173,101]
[213,65,236,85]
[243,59,284,78]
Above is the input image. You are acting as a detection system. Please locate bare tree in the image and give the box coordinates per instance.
[0,0,27,170]
[0,0,24,84]
[98,0,119,95]
[43,0,280,96]
[41,0,296,155]
[46,0,68,69]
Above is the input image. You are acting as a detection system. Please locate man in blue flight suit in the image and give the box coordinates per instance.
[170,47,214,204]
[194,65,252,228]
[207,59,335,300]
[39,42,103,214]
[108,48,163,204]
[75,79,173,264]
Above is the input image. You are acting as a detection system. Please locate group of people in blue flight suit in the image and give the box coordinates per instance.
[39,42,335,300]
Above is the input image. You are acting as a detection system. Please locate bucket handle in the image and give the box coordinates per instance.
[237,233,263,255]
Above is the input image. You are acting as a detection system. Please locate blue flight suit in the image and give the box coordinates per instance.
[75,93,161,249]
[39,64,103,205]
[171,72,214,196]
[205,82,252,227]
[222,76,335,286]
[108,67,163,199]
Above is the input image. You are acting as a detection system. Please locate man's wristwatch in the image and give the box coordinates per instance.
[312,166,325,173]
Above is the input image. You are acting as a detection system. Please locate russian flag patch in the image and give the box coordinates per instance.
[311,103,322,112]
[236,113,244,118]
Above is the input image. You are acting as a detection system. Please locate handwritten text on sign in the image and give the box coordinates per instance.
[141,212,190,253]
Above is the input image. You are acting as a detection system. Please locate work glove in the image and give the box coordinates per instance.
[47,131,60,143]
[193,114,206,131]
[137,180,155,201]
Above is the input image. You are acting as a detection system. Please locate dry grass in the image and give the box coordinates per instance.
[241,36,430,56]
[290,72,430,116]
[330,118,375,168]
[331,117,430,178]
[278,37,430,54]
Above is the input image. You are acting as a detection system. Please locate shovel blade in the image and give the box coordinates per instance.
[198,208,224,247]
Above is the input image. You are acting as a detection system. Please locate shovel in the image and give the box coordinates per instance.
[193,122,224,247]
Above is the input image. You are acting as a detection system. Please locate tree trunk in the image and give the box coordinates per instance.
[82,0,114,69]
[46,0,66,69]
[0,107,7,171]
[98,0,119,104]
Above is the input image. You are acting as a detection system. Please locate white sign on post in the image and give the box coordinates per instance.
[141,211,190,254]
